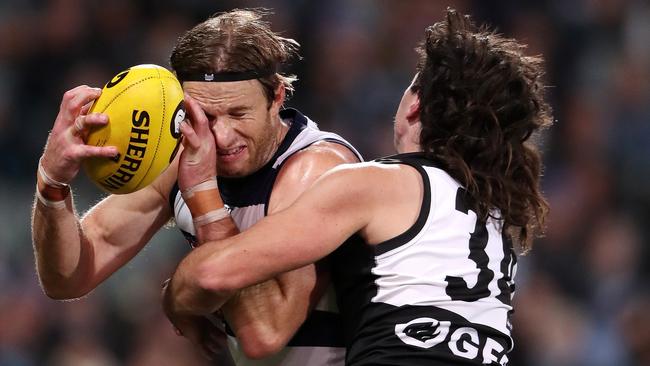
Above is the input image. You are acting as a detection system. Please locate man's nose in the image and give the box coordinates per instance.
[212,118,234,148]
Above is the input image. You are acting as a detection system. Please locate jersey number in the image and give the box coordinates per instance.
[445,188,515,305]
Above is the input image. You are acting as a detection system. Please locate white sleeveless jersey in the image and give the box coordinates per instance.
[171,108,362,366]
[331,153,517,366]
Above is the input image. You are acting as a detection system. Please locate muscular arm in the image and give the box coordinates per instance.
[167,162,423,313]
[222,142,358,357]
[32,159,176,299]
[167,164,375,313]
[173,142,359,358]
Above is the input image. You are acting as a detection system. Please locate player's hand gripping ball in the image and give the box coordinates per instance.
[83,64,185,194]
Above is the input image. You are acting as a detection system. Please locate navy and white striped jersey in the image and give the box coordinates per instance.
[330,153,517,366]
[171,108,362,366]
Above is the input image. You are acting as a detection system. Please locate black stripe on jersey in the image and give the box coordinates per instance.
[224,310,345,347]
[373,154,432,256]
[375,152,440,167]
[288,309,345,347]
[346,302,511,366]
[330,234,379,346]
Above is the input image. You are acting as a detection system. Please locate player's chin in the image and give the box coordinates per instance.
[216,162,252,178]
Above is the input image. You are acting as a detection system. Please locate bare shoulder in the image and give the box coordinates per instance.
[281,140,360,173]
[269,140,359,212]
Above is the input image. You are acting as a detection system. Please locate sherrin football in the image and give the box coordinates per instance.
[83,64,185,194]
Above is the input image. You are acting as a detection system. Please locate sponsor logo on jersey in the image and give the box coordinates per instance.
[395,317,509,365]
[395,317,450,348]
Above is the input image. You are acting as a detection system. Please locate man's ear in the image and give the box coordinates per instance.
[271,84,286,111]
[405,97,420,125]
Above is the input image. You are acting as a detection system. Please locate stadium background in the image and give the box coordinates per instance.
[1,0,649,365]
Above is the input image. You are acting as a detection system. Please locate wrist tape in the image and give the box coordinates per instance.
[181,179,230,226]
[38,157,70,189]
[36,157,70,208]
[35,187,68,209]
[192,207,231,227]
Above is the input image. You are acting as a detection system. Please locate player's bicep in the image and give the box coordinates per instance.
[268,141,361,213]
[81,183,171,280]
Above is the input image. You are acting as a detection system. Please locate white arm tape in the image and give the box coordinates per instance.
[193,207,231,227]
[38,157,70,189]
[36,188,67,209]
[181,179,219,199]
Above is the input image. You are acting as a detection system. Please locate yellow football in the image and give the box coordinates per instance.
[83,64,184,194]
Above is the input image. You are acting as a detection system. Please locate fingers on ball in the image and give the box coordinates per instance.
[62,86,102,119]
[76,145,118,159]
[84,113,109,126]
[72,113,109,137]
[70,88,102,112]
[80,100,95,115]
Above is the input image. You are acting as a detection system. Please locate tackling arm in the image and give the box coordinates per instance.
[169,143,359,358]
[166,163,374,316]
[221,142,358,358]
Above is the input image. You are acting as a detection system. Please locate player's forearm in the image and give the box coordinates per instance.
[197,214,294,358]
[221,277,305,357]
[31,194,91,299]
[197,216,290,323]
[199,219,318,357]
[167,253,235,316]
[165,217,240,316]
[195,217,240,245]
[173,175,241,311]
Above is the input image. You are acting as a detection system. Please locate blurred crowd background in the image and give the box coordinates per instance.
[1,0,649,365]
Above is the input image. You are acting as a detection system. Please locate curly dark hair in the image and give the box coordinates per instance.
[412,8,552,251]
[170,8,299,106]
